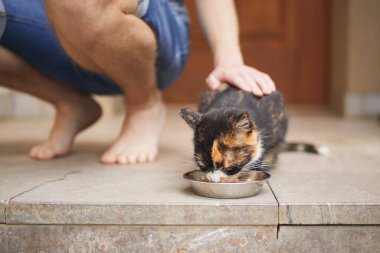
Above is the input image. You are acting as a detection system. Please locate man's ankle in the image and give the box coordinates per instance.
[127,91,163,112]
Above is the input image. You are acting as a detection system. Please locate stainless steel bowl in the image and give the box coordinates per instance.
[183,170,271,199]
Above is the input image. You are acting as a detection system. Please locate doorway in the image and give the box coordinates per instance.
[164,0,330,104]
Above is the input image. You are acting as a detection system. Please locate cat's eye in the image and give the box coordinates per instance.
[215,162,223,169]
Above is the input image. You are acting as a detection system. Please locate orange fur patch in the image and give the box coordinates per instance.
[221,130,258,147]
[211,139,223,164]
[211,130,261,169]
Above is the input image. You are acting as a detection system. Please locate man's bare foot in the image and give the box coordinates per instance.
[29,95,102,160]
[100,98,166,164]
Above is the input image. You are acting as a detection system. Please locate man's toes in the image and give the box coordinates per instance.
[100,156,115,164]
[147,150,158,162]
[127,154,138,164]
[30,145,43,157]
[100,151,118,164]
[39,149,55,160]
[101,147,159,164]
[29,146,55,160]
[116,155,128,164]
[29,147,38,159]
[137,153,148,163]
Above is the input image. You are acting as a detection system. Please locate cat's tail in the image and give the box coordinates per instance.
[281,142,330,155]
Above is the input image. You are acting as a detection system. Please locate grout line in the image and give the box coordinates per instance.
[266,180,280,239]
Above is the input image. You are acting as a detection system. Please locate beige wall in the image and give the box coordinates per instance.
[348,0,380,93]
[330,0,348,115]
[330,0,380,116]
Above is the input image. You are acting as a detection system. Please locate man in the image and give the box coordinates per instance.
[0,0,275,164]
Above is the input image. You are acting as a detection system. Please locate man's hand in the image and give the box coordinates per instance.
[206,63,276,96]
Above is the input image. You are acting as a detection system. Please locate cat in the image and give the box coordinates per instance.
[180,83,327,182]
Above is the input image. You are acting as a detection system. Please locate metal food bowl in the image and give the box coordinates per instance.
[183,170,271,199]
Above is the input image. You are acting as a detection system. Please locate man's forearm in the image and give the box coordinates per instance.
[195,0,243,66]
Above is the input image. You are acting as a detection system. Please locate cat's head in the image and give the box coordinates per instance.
[180,108,263,182]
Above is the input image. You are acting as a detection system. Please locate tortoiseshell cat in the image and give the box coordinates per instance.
[180,84,326,182]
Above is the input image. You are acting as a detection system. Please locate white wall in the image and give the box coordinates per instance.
[0,88,123,119]
[330,0,380,117]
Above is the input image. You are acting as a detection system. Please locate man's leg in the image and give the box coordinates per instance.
[46,0,165,164]
[0,46,102,159]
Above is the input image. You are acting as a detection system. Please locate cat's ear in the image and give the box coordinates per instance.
[179,108,203,129]
[235,111,256,132]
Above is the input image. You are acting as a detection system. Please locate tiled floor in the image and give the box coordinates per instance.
[0,106,379,252]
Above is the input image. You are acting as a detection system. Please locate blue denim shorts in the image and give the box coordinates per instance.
[0,0,189,95]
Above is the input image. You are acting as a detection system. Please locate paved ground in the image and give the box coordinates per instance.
[0,106,379,252]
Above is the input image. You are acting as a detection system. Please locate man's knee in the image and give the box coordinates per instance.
[123,17,157,56]
[89,14,157,63]
[47,1,156,66]
[46,0,142,48]
[47,0,137,18]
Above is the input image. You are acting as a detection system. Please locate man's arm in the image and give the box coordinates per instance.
[195,0,275,96]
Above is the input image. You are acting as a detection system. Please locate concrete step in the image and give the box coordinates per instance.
[1,106,379,252]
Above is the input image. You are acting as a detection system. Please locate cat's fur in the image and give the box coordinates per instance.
[180,84,288,182]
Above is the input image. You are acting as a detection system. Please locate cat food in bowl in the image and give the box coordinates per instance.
[183,170,271,199]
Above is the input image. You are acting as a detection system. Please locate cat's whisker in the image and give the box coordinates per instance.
[258,133,270,139]
[263,162,277,166]
[258,129,271,136]
[262,160,278,167]
[193,155,206,163]
[193,154,205,161]
[193,154,201,158]
[245,162,268,170]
